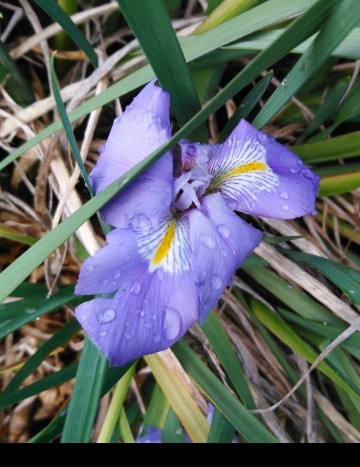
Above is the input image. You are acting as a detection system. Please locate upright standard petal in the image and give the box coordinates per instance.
[208,119,320,219]
[189,193,262,322]
[75,217,199,366]
[90,80,173,228]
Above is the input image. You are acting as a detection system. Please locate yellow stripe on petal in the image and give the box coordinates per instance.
[211,161,267,187]
[152,221,176,266]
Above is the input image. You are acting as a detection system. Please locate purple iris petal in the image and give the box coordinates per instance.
[189,193,262,322]
[75,228,143,295]
[76,223,198,366]
[90,80,173,228]
[136,427,163,443]
[208,119,320,219]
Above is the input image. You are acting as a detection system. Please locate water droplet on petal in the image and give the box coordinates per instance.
[281,78,288,87]
[103,279,109,285]
[153,332,161,343]
[140,310,145,318]
[97,308,116,324]
[217,224,230,239]
[220,249,227,258]
[297,160,303,166]
[124,332,131,340]
[25,308,37,314]
[157,269,164,281]
[82,315,88,322]
[86,265,94,272]
[149,186,156,192]
[211,275,222,291]
[280,192,288,200]
[144,322,152,330]
[130,214,151,233]
[151,313,157,320]
[130,281,141,295]
[282,204,289,212]
[200,234,215,250]
[114,270,121,279]
[349,290,355,295]
[290,168,297,174]
[99,330,107,337]
[267,135,275,144]
[164,307,182,341]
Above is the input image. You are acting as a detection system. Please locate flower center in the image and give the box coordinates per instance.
[173,167,210,212]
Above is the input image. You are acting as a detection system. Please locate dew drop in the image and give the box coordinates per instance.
[297,160,303,166]
[164,307,182,341]
[82,315,88,322]
[25,308,37,314]
[124,332,131,340]
[103,279,109,285]
[280,192,289,200]
[149,186,156,192]
[157,269,164,281]
[349,290,355,295]
[86,265,94,272]
[220,249,227,258]
[114,270,121,279]
[290,168,297,174]
[267,135,275,144]
[281,78,288,87]
[99,330,107,337]
[153,332,161,343]
[257,134,267,144]
[130,214,151,233]
[122,177,130,186]
[282,204,289,212]
[140,310,145,318]
[144,322,152,330]
[211,275,222,291]
[130,281,142,295]
[200,234,215,250]
[97,308,116,324]
[151,313,157,321]
[217,224,230,239]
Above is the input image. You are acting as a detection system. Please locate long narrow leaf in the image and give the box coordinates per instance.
[33,0,98,68]
[253,0,360,128]
[61,339,108,443]
[118,0,202,131]
[173,342,279,443]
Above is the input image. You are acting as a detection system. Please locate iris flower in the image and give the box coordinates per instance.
[75,80,319,366]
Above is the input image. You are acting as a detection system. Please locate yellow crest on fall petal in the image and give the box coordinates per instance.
[152,221,176,266]
[211,161,267,187]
